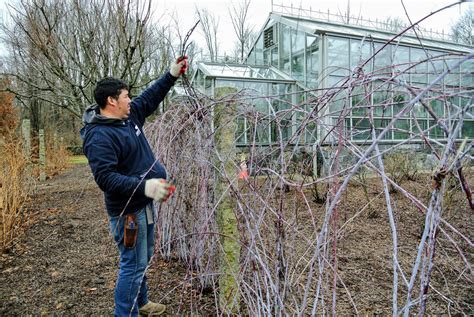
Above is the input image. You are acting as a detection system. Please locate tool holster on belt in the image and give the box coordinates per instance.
[124,214,138,248]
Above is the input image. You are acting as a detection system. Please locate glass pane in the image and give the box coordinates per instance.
[245,95,270,144]
[328,77,348,116]
[291,29,305,82]
[271,47,278,67]
[353,118,370,140]
[305,120,317,143]
[411,48,428,84]
[350,39,372,71]
[394,119,410,139]
[247,48,256,65]
[392,45,410,82]
[280,24,291,73]
[445,57,461,87]
[428,51,445,85]
[201,64,294,81]
[328,76,346,88]
[429,96,444,118]
[328,37,349,76]
[429,120,445,139]
[373,83,392,117]
[205,78,212,94]
[263,49,271,65]
[393,93,410,117]
[351,86,368,116]
[195,70,205,90]
[412,119,428,137]
[374,43,392,74]
[446,96,461,121]
[300,92,318,143]
[375,119,390,140]
[256,119,271,144]
[461,58,474,88]
[345,118,352,139]
[236,116,246,144]
[215,80,243,90]
[306,35,319,88]
[462,120,474,138]
[450,121,461,139]
[255,34,264,64]
[460,95,473,115]
[254,95,268,113]
[271,83,292,142]
[412,101,427,118]
[247,121,268,144]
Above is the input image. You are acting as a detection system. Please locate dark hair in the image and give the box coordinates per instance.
[93,77,129,109]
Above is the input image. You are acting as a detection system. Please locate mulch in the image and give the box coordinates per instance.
[0,163,214,316]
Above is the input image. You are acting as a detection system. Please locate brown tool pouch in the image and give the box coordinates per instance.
[124,214,138,248]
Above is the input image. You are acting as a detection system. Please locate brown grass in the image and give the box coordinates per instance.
[0,134,31,252]
[45,137,70,177]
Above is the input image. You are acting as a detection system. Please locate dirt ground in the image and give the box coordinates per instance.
[0,163,214,316]
[0,162,472,315]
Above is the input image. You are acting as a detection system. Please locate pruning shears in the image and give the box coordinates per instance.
[160,179,176,202]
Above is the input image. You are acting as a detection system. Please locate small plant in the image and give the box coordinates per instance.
[46,135,70,176]
[354,165,379,218]
[384,151,419,192]
[310,180,328,204]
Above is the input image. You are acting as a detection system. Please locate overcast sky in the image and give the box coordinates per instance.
[157,0,472,55]
[0,0,472,56]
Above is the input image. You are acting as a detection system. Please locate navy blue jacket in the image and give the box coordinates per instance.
[80,72,177,217]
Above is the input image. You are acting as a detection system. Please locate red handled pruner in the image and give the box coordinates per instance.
[160,179,176,202]
[177,56,188,75]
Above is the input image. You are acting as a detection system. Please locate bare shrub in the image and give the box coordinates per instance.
[0,84,32,252]
[353,165,378,218]
[146,56,473,314]
[145,34,473,317]
[384,151,419,192]
[46,134,70,177]
[310,180,328,204]
[0,135,31,252]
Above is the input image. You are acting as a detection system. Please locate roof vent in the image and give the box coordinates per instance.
[264,26,275,48]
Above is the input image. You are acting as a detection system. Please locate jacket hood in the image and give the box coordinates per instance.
[80,104,125,139]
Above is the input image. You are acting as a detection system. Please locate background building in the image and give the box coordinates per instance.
[190,5,473,149]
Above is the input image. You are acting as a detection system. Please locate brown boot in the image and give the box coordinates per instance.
[139,301,166,316]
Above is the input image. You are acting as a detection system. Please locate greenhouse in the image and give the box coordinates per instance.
[191,5,473,146]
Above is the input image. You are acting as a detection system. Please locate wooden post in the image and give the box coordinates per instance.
[214,87,240,313]
[21,119,31,160]
[39,129,46,181]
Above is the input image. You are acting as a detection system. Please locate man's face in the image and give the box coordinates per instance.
[113,89,131,119]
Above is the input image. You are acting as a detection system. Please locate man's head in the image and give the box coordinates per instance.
[94,77,131,119]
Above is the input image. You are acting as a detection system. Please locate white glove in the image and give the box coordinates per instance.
[170,56,188,77]
[144,179,171,202]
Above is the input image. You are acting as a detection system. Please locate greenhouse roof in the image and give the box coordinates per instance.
[271,13,473,53]
[197,62,296,82]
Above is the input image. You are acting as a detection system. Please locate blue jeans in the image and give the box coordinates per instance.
[109,206,155,317]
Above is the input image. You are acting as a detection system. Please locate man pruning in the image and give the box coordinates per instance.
[80,57,187,316]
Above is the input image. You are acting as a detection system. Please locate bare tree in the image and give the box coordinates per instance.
[168,12,199,74]
[1,0,174,143]
[451,7,473,45]
[196,8,219,62]
[228,0,254,63]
